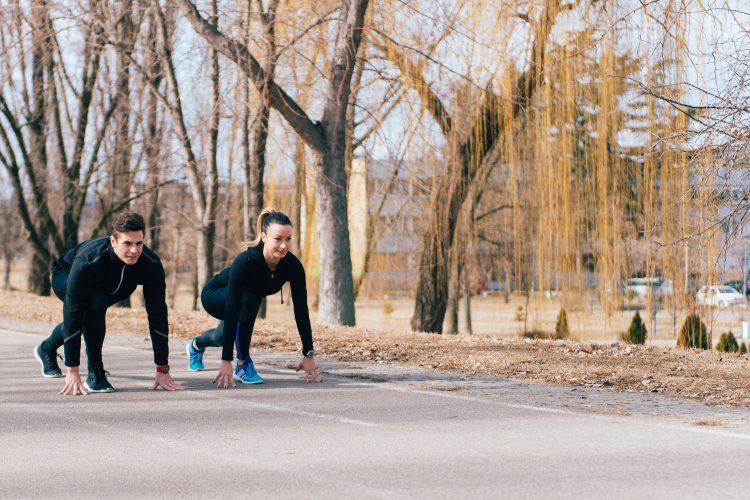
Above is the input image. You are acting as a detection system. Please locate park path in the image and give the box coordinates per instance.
[2,321,750,499]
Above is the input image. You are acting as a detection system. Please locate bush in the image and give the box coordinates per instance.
[555,308,570,340]
[677,313,710,350]
[716,331,739,353]
[741,342,748,354]
[621,311,647,344]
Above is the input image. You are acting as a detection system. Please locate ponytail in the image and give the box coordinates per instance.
[245,207,292,248]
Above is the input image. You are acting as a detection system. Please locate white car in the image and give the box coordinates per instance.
[696,285,747,308]
[624,277,673,301]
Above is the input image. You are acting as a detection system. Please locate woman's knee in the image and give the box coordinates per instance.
[201,280,226,319]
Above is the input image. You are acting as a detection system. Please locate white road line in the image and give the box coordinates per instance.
[332,379,750,440]
[188,390,380,427]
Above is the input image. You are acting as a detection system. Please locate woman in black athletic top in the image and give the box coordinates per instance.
[186,208,320,386]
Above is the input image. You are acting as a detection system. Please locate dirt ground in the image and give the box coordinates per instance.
[3,288,750,407]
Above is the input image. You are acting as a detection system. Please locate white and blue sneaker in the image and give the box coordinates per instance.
[233,358,264,384]
[186,338,205,371]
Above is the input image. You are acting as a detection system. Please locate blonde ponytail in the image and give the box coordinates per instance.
[244,207,292,248]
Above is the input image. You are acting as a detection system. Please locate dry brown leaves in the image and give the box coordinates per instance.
[3,289,749,407]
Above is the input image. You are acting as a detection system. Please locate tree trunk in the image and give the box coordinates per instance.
[411,201,453,332]
[144,10,164,254]
[443,255,460,335]
[315,149,356,325]
[28,249,51,295]
[26,0,53,296]
[3,254,10,291]
[463,265,473,335]
[109,0,135,221]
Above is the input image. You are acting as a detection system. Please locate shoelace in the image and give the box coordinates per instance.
[237,360,256,375]
[190,346,202,359]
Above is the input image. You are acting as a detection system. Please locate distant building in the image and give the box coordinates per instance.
[349,156,435,296]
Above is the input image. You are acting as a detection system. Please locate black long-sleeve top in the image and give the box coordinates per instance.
[219,244,313,361]
[52,236,169,367]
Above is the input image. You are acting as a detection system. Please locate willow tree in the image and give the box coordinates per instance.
[374,0,579,332]
[177,0,368,325]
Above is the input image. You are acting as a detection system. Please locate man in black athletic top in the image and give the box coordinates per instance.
[33,211,185,395]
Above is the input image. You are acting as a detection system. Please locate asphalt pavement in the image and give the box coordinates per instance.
[2,322,750,499]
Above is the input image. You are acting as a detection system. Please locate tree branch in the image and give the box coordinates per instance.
[175,0,325,151]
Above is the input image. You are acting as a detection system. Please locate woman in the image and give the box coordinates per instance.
[186,208,320,387]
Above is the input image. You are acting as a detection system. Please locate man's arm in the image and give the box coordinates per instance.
[143,258,185,391]
[142,258,169,366]
[62,260,93,367]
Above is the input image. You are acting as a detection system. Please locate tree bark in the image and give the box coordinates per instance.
[143,8,164,253]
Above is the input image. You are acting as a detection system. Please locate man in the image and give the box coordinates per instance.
[33,211,184,395]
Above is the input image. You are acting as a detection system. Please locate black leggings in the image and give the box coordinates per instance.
[42,268,130,370]
[194,275,261,361]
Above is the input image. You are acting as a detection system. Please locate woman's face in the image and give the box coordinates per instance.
[261,223,293,262]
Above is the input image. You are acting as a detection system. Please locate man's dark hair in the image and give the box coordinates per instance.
[111,211,146,234]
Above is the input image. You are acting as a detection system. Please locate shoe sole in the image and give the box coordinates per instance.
[33,345,63,378]
[83,381,115,393]
[185,341,204,371]
[233,373,264,384]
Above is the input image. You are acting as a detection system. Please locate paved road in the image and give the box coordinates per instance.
[2,323,750,499]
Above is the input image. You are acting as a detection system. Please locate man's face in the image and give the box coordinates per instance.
[110,231,144,265]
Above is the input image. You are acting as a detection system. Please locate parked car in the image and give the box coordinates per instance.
[723,280,750,296]
[696,285,747,308]
[624,277,673,301]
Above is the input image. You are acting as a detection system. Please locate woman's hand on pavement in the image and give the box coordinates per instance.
[296,355,321,383]
[213,360,236,388]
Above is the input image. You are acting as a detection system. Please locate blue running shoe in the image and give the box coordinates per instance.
[186,338,205,371]
[233,358,264,384]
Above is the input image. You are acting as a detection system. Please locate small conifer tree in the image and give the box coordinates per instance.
[621,311,647,344]
[555,308,570,340]
[717,331,739,353]
[740,342,747,354]
[677,313,710,350]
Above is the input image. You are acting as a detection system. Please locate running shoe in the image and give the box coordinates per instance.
[186,338,205,371]
[233,358,264,384]
[34,343,63,378]
[84,369,115,393]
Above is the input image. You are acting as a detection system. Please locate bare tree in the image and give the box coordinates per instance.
[177,0,369,325]
[0,0,116,294]
[0,193,24,290]
[149,0,219,299]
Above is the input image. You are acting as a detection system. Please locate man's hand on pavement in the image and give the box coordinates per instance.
[151,372,187,391]
[59,367,87,396]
